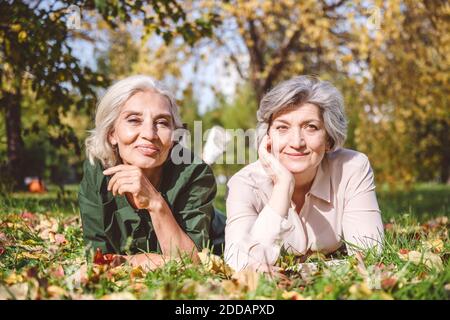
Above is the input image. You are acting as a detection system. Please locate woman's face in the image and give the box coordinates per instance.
[268,103,329,175]
[109,90,174,170]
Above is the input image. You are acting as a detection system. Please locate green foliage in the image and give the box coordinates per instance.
[0,0,220,190]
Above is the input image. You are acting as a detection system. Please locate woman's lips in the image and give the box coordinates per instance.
[284,151,310,157]
[136,145,160,156]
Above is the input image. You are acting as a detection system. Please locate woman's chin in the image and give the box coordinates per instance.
[281,161,310,174]
[125,157,160,169]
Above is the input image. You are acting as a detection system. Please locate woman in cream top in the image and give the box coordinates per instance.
[224,76,384,272]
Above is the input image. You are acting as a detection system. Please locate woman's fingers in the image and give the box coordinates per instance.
[106,167,140,191]
[103,164,135,176]
[111,177,136,196]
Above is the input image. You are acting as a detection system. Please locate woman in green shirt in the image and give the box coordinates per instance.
[79,75,224,270]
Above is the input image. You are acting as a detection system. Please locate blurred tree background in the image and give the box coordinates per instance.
[0,0,448,192]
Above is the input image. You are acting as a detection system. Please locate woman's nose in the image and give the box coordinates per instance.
[289,128,306,149]
[141,122,157,140]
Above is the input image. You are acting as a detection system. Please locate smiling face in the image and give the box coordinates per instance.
[108,90,174,172]
[268,103,329,176]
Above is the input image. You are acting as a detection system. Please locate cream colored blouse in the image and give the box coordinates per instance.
[224,148,384,272]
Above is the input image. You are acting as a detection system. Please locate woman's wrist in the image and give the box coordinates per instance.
[273,177,294,196]
[146,193,166,213]
[269,183,292,217]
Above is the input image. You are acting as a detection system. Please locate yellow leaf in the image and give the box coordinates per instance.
[282,290,308,300]
[423,239,444,253]
[232,269,260,292]
[18,31,27,42]
[349,282,373,299]
[398,250,443,271]
[17,251,46,260]
[198,248,233,276]
[100,292,136,300]
[4,273,24,285]
[10,24,21,32]
[130,266,145,279]
[47,285,67,298]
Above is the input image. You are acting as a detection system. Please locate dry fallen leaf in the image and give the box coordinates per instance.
[47,285,67,299]
[36,217,59,240]
[348,282,373,299]
[50,265,65,278]
[100,292,136,300]
[54,233,68,245]
[380,277,398,290]
[4,272,24,285]
[17,251,47,260]
[281,290,308,300]
[221,279,243,298]
[398,250,443,271]
[130,266,145,279]
[423,238,444,253]
[198,248,233,276]
[231,269,260,292]
[0,283,29,300]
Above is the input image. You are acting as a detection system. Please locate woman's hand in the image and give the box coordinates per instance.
[258,135,295,197]
[103,165,163,211]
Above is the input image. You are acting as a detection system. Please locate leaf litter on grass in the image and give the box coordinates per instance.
[0,209,449,300]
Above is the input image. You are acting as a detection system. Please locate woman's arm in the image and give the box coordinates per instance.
[147,195,200,261]
[79,161,191,270]
[342,156,384,255]
[103,163,215,262]
[225,136,295,272]
[79,160,118,256]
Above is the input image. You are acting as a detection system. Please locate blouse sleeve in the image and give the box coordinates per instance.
[224,174,293,272]
[78,160,117,257]
[174,163,217,251]
[342,155,384,255]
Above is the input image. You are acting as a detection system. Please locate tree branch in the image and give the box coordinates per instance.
[213,35,246,79]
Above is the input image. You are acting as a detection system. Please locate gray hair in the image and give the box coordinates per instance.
[85,75,184,168]
[256,75,347,151]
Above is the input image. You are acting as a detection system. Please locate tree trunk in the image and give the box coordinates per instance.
[4,90,25,190]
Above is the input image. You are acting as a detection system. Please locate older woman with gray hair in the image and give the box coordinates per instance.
[224,75,384,272]
[79,75,224,271]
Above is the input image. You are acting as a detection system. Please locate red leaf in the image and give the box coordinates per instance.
[399,249,410,255]
[21,211,37,220]
[54,233,67,245]
[93,248,119,266]
[93,248,107,265]
[0,246,5,255]
[103,254,115,264]
[381,277,398,290]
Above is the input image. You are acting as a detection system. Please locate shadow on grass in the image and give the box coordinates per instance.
[0,185,79,216]
[0,183,448,221]
[378,184,450,221]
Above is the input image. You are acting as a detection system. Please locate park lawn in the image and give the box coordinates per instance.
[0,184,449,300]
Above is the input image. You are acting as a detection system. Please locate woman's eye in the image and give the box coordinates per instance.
[306,124,318,130]
[127,117,141,124]
[155,120,169,127]
[276,125,288,131]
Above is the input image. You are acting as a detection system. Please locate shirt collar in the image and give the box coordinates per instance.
[252,157,332,204]
[309,156,331,203]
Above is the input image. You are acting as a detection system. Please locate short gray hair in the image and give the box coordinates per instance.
[85,75,183,168]
[256,75,347,151]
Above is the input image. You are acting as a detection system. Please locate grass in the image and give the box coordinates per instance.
[0,183,449,300]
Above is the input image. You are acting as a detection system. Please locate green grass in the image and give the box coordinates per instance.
[0,183,449,300]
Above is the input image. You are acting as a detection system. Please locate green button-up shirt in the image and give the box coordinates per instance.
[78,147,217,256]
